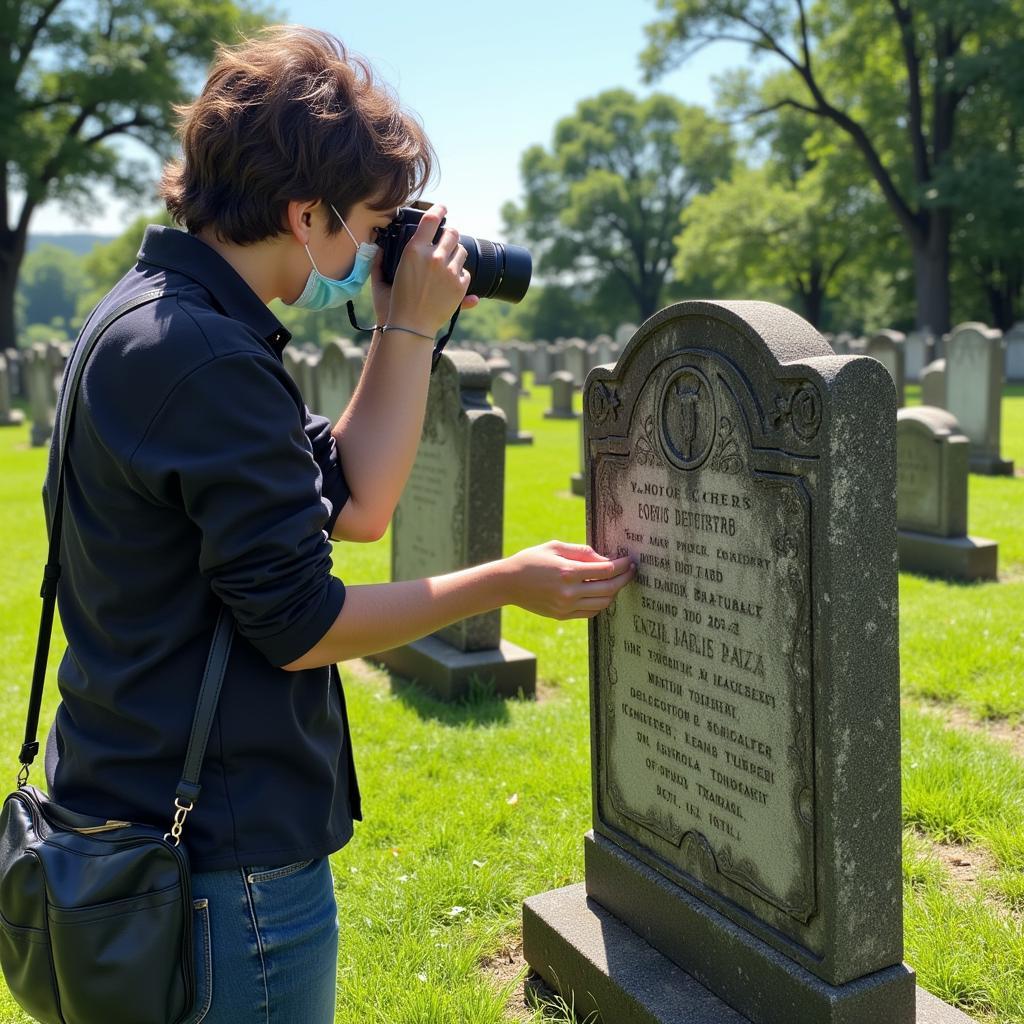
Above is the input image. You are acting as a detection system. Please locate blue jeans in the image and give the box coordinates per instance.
[185,856,339,1024]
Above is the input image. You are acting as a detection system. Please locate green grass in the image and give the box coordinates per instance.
[1,381,1023,1023]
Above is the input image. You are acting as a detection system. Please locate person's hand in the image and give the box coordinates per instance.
[504,541,636,620]
[385,203,479,336]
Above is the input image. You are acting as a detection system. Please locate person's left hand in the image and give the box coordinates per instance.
[369,242,480,327]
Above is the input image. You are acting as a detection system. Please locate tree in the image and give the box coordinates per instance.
[17,241,87,333]
[502,88,733,322]
[640,0,1022,333]
[1,0,273,354]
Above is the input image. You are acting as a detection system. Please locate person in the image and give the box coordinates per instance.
[40,24,635,1024]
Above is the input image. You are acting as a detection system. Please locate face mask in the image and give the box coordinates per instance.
[284,202,379,311]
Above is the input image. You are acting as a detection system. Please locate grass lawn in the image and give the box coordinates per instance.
[1,374,1022,1024]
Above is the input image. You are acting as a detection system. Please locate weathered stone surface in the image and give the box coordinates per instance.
[524,880,976,1024]
[531,342,553,386]
[867,329,906,405]
[373,350,536,698]
[492,371,532,445]
[318,339,357,420]
[921,359,946,408]
[896,407,997,581]
[544,370,579,419]
[563,338,589,387]
[945,322,1013,475]
[523,299,961,1024]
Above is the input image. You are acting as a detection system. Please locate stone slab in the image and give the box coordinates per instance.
[897,531,998,582]
[571,472,585,496]
[967,454,1014,477]
[371,635,536,702]
[524,883,976,1024]
[507,432,534,445]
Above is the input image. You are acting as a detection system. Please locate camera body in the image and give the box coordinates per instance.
[376,204,532,304]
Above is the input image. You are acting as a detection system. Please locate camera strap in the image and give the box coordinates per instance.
[345,301,460,373]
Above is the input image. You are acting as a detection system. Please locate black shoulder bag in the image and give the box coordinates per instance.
[0,290,234,1024]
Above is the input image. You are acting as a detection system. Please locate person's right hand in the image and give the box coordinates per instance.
[504,541,636,620]
[386,203,478,337]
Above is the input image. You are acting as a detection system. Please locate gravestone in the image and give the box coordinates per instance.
[6,348,23,399]
[486,354,512,386]
[897,408,997,581]
[904,330,933,382]
[0,354,25,426]
[544,371,579,419]
[372,350,536,700]
[26,343,56,447]
[594,334,615,367]
[531,342,553,386]
[866,329,906,405]
[830,333,852,356]
[299,350,323,416]
[492,371,532,445]
[945,323,1014,475]
[563,338,589,387]
[524,300,971,1024]
[920,359,946,408]
[317,339,351,420]
[1002,322,1024,382]
[616,322,638,346]
[570,418,585,496]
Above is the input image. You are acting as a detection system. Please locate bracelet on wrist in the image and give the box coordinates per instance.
[379,323,435,341]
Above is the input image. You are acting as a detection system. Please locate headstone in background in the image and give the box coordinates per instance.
[615,322,638,346]
[531,342,553,386]
[298,349,323,416]
[945,322,1014,475]
[282,346,303,391]
[563,338,588,388]
[504,341,526,379]
[920,359,946,408]
[543,371,580,420]
[831,332,853,355]
[1004,322,1024,382]
[905,330,934,382]
[26,343,56,447]
[593,334,615,366]
[0,354,25,426]
[549,340,567,375]
[486,354,512,387]
[372,350,536,700]
[6,348,23,399]
[848,335,868,355]
[866,329,906,405]
[492,371,532,446]
[318,339,352,421]
[523,300,967,1024]
[570,417,585,496]
[896,407,997,581]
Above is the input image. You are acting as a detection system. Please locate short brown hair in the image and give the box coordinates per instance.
[159,25,435,244]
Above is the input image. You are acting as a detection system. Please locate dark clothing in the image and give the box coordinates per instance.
[41,224,361,872]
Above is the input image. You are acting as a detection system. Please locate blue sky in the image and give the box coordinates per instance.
[26,1,749,240]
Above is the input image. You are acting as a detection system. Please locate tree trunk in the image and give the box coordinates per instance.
[911,210,950,334]
[0,239,21,358]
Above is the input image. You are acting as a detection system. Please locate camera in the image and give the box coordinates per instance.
[376,202,532,303]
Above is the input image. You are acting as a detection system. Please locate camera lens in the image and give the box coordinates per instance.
[458,235,532,303]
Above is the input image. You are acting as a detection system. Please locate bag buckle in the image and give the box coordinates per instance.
[16,763,29,788]
[163,797,194,847]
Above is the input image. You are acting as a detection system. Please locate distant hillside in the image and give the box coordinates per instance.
[26,233,116,257]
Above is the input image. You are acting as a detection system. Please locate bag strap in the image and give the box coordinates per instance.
[18,288,235,846]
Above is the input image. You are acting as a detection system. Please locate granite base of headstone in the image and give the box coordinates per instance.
[523,300,975,1024]
[371,350,536,701]
[897,407,997,581]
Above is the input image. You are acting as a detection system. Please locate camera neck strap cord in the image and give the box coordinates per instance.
[345,300,460,373]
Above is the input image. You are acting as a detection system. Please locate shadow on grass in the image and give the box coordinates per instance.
[386,671,517,728]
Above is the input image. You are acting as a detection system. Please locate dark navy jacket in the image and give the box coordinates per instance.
[41,225,361,872]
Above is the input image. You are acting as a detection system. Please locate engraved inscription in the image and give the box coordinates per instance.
[595,354,815,922]
[897,430,941,533]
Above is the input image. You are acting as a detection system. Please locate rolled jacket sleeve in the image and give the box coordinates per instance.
[302,406,350,538]
[129,352,345,667]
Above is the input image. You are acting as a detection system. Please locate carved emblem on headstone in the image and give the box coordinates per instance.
[587,381,621,425]
[771,382,822,440]
[659,366,716,469]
